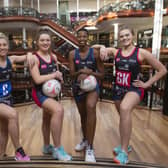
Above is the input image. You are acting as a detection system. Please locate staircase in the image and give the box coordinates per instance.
[0,156,166,168]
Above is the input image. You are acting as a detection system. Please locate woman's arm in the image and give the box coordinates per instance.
[9,52,37,68]
[52,53,59,70]
[92,48,104,80]
[51,53,63,82]
[9,55,27,64]
[133,49,167,89]
[92,44,117,61]
[29,57,59,85]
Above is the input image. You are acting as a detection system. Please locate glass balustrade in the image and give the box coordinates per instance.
[98,0,155,17]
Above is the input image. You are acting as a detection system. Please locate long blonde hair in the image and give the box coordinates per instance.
[0,32,9,45]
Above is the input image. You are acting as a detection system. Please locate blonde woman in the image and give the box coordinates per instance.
[0,32,34,161]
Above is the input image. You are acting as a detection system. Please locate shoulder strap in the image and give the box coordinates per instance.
[89,48,95,61]
[74,48,79,60]
[7,57,12,68]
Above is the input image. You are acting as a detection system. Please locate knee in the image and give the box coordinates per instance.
[87,102,96,111]
[120,105,128,113]
[55,106,64,119]
[119,104,131,119]
[9,109,18,120]
[87,104,96,117]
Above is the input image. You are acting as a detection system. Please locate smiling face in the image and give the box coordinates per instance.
[0,37,8,58]
[119,29,133,47]
[77,30,88,47]
[37,33,51,52]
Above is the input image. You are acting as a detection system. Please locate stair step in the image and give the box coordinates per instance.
[0,156,166,168]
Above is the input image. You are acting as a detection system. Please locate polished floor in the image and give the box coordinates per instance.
[3,98,168,167]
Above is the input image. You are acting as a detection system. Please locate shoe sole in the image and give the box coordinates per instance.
[75,148,85,152]
[15,157,30,161]
[113,158,129,164]
[113,146,132,156]
[85,160,96,162]
[75,146,86,152]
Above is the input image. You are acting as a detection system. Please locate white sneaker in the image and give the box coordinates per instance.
[52,146,72,161]
[75,140,88,152]
[85,148,96,162]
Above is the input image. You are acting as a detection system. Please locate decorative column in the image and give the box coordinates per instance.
[31,0,34,8]
[22,27,27,49]
[96,0,100,12]
[37,0,40,12]
[3,0,9,7]
[76,0,79,21]
[149,0,163,109]
[152,0,163,60]
[20,0,23,15]
[56,0,59,19]
[113,23,118,47]
[22,27,29,100]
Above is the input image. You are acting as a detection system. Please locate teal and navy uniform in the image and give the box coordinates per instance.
[112,47,144,101]
[32,53,57,107]
[0,57,13,106]
[72,48,99,102]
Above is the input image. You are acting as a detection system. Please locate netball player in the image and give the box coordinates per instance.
[29,29,71,161]
[68,28,104,162]
[93,25,167,164]
[0,32,32,161]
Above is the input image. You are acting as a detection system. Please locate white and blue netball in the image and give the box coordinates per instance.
[42,79,61,97]
[80,75,97,92]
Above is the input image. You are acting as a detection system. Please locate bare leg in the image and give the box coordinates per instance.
[42,111,51,146]
[0,119,8,157]
[76,100,87,139]
[42,98,64,147]
[119,92,140,153]
[85,91,98,146]
[0,104,20,150]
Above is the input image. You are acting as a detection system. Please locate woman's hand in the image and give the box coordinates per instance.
[77,74,88,83]
[100,47,108,61]
[79,68,93,75]
[27,52,37,68]
[55,71,64,83]
[132,80,150,89]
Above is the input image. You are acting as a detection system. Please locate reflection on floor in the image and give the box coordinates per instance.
[1,99,168,167]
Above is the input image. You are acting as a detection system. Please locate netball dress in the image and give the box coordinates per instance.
[32,53,57,107]
[112,47,144,101]
[73,48,99,102]
[0,57,13,106]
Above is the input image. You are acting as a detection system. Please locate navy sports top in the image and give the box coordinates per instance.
[115,47,141,87]
[34,52,57,90]
[74,48,97,77]
[0,57,12,97]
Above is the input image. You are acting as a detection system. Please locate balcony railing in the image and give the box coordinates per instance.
[98,0,155,17]
[0,7,39,17]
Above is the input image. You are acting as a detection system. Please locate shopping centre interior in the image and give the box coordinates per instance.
[0,0,168,167]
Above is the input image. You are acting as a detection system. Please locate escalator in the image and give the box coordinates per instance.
[40,19,78,48]
[0,156,166,168]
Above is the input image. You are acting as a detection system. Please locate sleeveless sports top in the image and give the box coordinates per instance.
[0,57,12,97]
[115,47,141,88]
[34,52,57,90]
[74,48,97,76]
